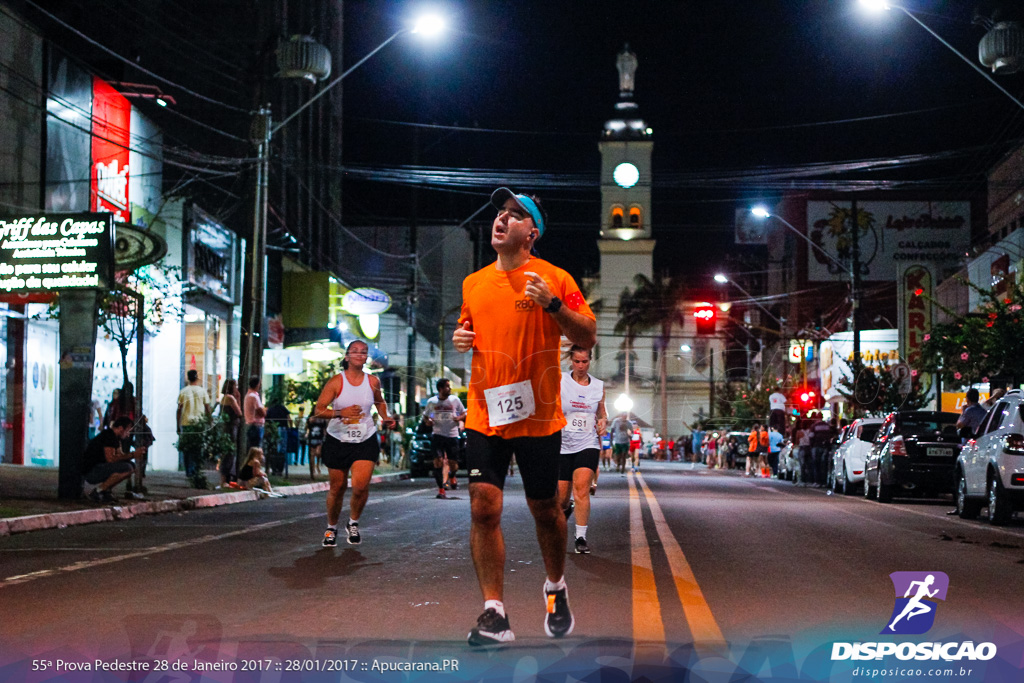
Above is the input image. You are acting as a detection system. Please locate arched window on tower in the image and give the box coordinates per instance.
[629,206,643,229]
[610,205,624,229]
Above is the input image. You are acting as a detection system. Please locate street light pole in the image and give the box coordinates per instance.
[859,1,1024,114]
[850,198,862,369]
[241,106,271,384]
[237,16,444,389]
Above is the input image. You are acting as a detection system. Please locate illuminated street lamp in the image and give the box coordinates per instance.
[856,0,1024,113]
[713,272,785,329]
[241,15,445,385]
[614,393,634,414]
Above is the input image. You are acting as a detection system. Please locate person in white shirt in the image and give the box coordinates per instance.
[768,389,787,433]
[423,378,467,498]
[558,346,607,555]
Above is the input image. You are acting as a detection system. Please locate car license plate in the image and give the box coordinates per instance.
[927,447,954,456]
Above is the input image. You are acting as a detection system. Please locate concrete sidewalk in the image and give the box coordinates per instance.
[0,462,408,537]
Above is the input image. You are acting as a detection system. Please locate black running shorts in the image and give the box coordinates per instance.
[466,429,560,500]
[432,434,460,460]
[321,433,380,471]
[558,448,600,481]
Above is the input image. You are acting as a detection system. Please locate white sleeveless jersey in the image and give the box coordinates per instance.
[560,372,603,453]
[326,371,377,443]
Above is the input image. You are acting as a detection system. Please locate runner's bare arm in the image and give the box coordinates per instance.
[596,389,608,436]
[370,375,395,427]
[524,272,596,347]
[313,376,346,420]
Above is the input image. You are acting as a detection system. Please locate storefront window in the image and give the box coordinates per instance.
[25,311,59,466]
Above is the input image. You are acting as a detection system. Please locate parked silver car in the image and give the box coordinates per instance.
[955,390,1024,524]
[831,418,883,495]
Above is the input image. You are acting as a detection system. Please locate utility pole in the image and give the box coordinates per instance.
[850,198,862,370]
[406,128,420,419]
[709,346,715,419]
[240,106,271,385]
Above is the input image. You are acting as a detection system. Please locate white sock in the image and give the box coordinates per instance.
[327,524,337,531]
[484,599,505,617]
[575,524,588,540]
[349,518,359,526]
[544,576,567,592]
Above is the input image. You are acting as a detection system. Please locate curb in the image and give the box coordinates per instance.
[0,471,409,537]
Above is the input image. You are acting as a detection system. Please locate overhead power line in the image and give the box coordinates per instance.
[22,0,253,115]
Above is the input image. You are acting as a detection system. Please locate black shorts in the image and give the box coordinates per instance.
[84,460,134,485]
[432,434,460,459]
[466,429,560,500]
[321,433,380,471]
[558,448,599,481]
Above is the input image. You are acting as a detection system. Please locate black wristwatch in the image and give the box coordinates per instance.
[545,296,563,314]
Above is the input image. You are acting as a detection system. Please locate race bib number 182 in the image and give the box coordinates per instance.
[484,380,536,427]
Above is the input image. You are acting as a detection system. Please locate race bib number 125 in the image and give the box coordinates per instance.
[484,380,536,427]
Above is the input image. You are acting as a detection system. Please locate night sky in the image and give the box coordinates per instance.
[25,0,1024,287]
[340,0,1024,283]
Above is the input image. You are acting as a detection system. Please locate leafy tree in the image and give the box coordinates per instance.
[918,278,1024,388]
[98,264,184,394]
[614,273,686,437]
[835,359,929,417]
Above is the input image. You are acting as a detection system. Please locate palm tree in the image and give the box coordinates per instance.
[614,273,686,436]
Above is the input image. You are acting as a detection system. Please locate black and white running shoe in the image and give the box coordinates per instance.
[346,521,361,545]
[322,528,337,547]
[544,586,575,638]
[467,608,515,646]
[574,537,591,554]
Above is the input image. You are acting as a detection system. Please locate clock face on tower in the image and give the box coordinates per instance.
[613,162,639,189]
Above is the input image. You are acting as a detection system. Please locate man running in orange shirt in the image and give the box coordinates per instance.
[454,187,596,646]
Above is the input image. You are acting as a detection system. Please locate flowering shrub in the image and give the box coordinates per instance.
[917,279,1024,388]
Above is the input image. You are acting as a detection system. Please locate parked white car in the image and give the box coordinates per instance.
[831,418,883,496]
[955,390,1024,525]
[777,440,799,481]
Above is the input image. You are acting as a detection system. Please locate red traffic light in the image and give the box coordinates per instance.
[694,304,717,335]
[800,390,815,403]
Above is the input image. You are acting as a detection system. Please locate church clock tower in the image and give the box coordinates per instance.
[594,44,655,383]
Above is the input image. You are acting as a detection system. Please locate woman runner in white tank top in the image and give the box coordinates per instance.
[558,345,607,555]
[313,340,394,547]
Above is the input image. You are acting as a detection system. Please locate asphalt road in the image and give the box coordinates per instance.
[2,462,1023,681]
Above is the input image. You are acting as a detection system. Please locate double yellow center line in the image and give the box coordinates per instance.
[628,470,726,656]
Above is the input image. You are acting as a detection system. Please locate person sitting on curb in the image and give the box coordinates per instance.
[84,417,145,503]
[237,447,282,498]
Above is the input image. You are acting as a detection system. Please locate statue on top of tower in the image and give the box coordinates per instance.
[616,43,638,96]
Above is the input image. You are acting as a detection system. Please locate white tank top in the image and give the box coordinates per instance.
[560,372,603,454]
[326,371,377,443]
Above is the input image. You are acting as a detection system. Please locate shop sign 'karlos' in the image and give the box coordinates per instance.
[0,213,114,292]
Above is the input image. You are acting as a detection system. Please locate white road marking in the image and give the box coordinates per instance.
[0,489,422,589]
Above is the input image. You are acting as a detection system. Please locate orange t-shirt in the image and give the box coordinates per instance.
[759,430,769,448]
[748,430,758,453]
[459,257,595,438]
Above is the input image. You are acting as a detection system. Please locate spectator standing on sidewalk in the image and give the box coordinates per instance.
[295,406,309,466]
[809,413,833,486]
[177,370,211,477]
[217,379,243,488]
[745,425,759,476]
[768,425,784,477]
[797,425,812,485]
[956,388,988,442]
[243,377,266,450]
